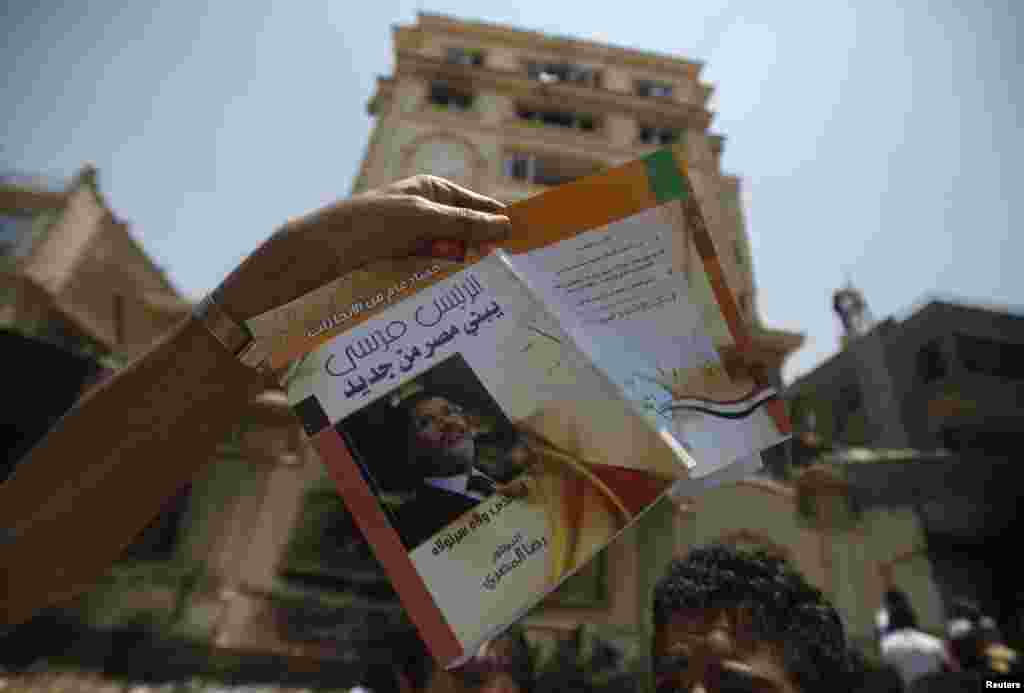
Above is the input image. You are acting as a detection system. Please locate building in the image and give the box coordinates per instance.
[786,291,1024,647]
[354,13,803,388]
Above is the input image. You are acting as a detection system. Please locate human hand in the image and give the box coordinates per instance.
[214,175,510,324]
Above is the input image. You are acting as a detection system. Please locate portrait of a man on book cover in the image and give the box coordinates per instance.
[337,353,525,551]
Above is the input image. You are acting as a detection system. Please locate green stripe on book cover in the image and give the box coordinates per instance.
[643,148,688,204]
[294,395,330,436]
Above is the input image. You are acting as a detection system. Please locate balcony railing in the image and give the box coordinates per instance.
[639,125,682,146]
[526,61,601,88]
[446,46,484,67]
[515,107,597,133]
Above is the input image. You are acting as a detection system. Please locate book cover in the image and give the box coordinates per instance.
[244,145,792,664]
[279,253,692,666]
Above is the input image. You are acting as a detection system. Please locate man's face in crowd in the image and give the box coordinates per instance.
[410,396,476,476]
[653,607,801,693]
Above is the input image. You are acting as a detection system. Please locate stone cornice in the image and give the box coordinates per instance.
[393,51,713,130]
[415,13,704,80]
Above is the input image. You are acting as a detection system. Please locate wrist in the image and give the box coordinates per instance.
[184,306,272,397]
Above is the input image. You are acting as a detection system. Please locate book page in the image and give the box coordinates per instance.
[506,203,783,477]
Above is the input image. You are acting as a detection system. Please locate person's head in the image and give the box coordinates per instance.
[652,544,850,692]
[461,628,534,693]
[881,589,918,631]
[946,598,1002,671]
[401,390,481,478]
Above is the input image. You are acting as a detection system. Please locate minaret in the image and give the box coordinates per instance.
[833,279,874,346]
[831,281,909,448]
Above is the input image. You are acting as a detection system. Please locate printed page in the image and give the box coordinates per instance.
[283,253,691,661]
[506,203,784,477]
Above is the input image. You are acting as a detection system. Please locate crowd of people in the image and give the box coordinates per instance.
[344,543,1019,693]
[874,589,1020,691]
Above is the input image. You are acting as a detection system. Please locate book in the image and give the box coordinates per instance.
[245,145,790,666]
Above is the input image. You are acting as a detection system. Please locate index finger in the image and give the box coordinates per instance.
[393,175,506,214]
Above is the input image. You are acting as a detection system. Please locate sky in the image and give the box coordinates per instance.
[3,0,1022,383]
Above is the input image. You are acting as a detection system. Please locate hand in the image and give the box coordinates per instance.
[214,175,510,324]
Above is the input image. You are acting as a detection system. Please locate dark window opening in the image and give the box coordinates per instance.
[956,333,1024,380]
[636,79,674,98]
[835,384,869,445]
[941,428,1023,456]
[639,125,681,145]
[516,107,597,132]
[428,81,474,111]
[916,339,947,384]
[446,47,484,67]
[526,61,601,87]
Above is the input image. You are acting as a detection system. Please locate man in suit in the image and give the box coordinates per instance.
[391,388,522,550]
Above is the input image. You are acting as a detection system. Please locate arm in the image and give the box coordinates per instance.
[1,318,264,625]
[0,175,509,626]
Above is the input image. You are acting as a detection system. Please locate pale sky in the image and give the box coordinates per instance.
[3,1,1021,382]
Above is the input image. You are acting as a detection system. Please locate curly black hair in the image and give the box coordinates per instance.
[652,544,850,690]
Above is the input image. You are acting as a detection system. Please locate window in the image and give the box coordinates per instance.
[916,339,947,384]
[445,46,484,67]
[525,61,601,87]
[635,79,674,98]
[638,125,681,145]
[428,81,473,111]
[515,106,597,132]
[504,152,602,187]
[956,333,1024,380]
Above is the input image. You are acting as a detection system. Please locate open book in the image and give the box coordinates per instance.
[246,146,790,667]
